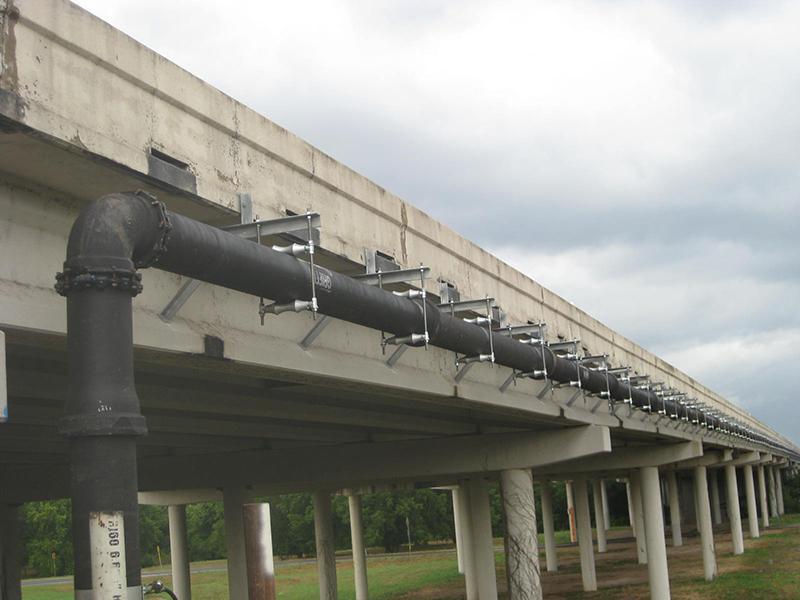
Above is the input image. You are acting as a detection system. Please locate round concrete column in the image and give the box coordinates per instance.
[725,465,744,555]
[469,478,499,600]
[224,487,256,600]
[539,480,558,572]
[708,470,722,525]
[776,468,785,515]
[0,503,22,600]
[348,495,369,600]
[600,479,611,531]
[666,471,682,547]
[168,505,192,600]
[640,467,670,600]
[313,491,339,600]
[625,480,636,536]
[630,471,648,564]
[457,481,478,600]
[591,478,607,553]
[758,464,770,529]
[452,488,465,574]
[743,465,759,539]
[500,469,542,600]
[572,478,597,592]
[693,466,718,581]
[767,466,778,518]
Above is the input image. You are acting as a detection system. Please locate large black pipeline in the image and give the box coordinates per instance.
[56,192,794,594]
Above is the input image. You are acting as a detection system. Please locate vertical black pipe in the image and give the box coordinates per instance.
[62,284,146,598]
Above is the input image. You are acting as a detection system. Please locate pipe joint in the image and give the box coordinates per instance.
[59,412,148,438]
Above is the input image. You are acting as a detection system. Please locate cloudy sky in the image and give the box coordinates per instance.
[71,0,800,443]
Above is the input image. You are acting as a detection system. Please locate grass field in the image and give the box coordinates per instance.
[21,518,800,600]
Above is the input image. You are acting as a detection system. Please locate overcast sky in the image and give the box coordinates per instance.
[71,0,800,444]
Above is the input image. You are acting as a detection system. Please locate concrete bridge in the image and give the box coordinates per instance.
[0,1,797,599]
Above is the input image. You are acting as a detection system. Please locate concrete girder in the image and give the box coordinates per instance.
[536,440,702,477]
[138,426,612,492]
[138,490,223,506]
[662,449,731,471]
[1,426,611,503]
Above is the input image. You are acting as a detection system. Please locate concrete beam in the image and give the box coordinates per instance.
[138,489,223,506]
[537,440,702,477]
[662,449,731,471]
[134,426,611,492]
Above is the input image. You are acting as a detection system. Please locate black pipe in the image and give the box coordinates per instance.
[56,193,167,597]
[56,192,798,589]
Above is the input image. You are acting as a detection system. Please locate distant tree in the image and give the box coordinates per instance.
[783,472,800,513]
[18,500,73,577]
[139,505,169,568]
[186,502,226,561]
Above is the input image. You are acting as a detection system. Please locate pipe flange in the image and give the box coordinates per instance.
[55,267,143,297]
[135,190,172,269]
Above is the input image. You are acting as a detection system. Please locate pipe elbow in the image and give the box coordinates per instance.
[56,191,169,296]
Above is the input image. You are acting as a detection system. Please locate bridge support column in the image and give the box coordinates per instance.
[758,465,770,528]
[641,467,670,600]
[592,478,607,553]
[224,487,255,600]
[600,479,611,531]
[452,488,465,575]
[709,470,722,525]
[630,471,648,564]
[500,469,542,600]
[539,480,558,572]
[168,505,192,600]
[314,491,339,600]
[667,471,682,547]
[573,478,597,592]
[469,478,498,600]
[743,465,759,539]
[776,468,785,515]
[457,481,478,600]
[0,503,21,600]
[625,480,636,536]
[767,466,778,518]
[693,466,717,581]
[725,465,744,555]
[348,494,369,600]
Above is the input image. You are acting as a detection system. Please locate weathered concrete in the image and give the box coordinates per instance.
[592,478,607,553]
[630,471,648,565]
[500,469,541,600]
[224,487,256,600]
[693,466,717,581]
[457,481,478,600]
[600,479,611,531]
[452,488,465,575]
[640,467,670,600]
[667,470,682,547]
[469,478,498,600]
[758,464,770,529]
[743,465,759,539]
[348,494,369,600]
[725,465,744,555]
[0,5,798,599]
[314,491,339,600]
[168,505,192,600]
[709,470,722,525]
[539,480,558,573]
[573,478,597,592]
